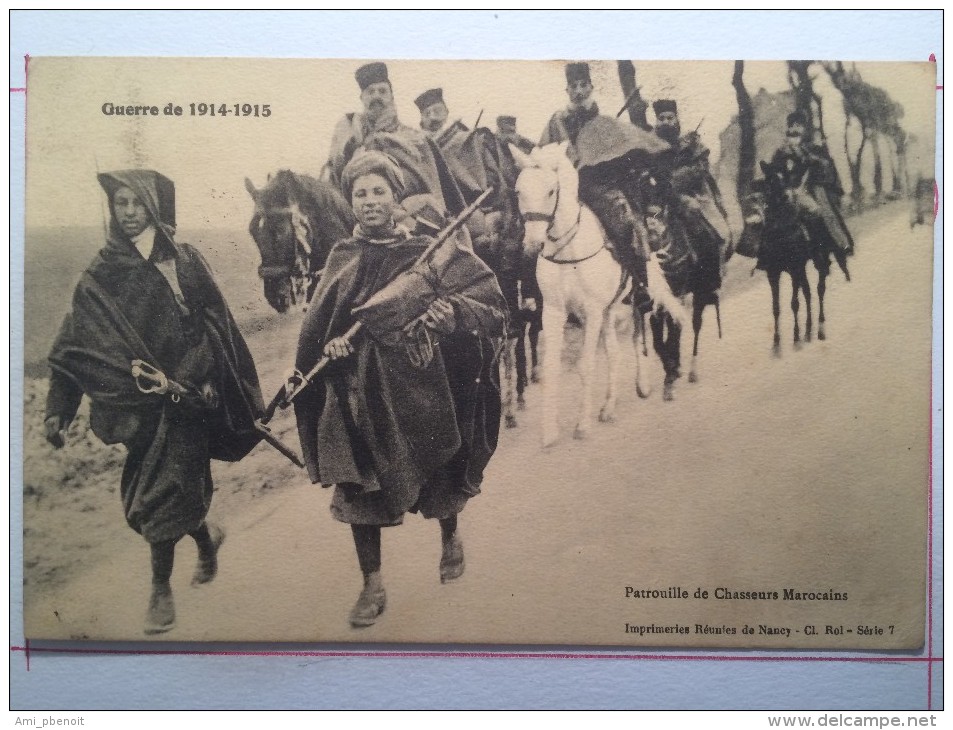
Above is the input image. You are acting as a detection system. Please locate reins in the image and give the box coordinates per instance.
[524,182,605,265]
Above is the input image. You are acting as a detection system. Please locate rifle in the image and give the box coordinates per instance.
[258,187,494,429]
[131,359,305,468]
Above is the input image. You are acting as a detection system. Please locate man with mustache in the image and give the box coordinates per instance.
[649,98,732,308]
[539,62,601,152]
[325,63,466,219]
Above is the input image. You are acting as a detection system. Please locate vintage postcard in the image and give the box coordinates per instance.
[20,57,935,648]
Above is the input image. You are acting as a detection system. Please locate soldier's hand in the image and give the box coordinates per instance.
[423,298,456,335]
[44,416,68,449]
[323,336,355,361]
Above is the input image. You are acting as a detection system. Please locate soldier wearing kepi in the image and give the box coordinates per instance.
[650,98,732,307]
[325,63,466,218]
[415,87,452,137]
[44,169,264,635]
[495,115,535,156]
[416,87,542,414]
[540,62,601,151]
[763,110,853,280]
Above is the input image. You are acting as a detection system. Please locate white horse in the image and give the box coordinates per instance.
[509,142,653,447]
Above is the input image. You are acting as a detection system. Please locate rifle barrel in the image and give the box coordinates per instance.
[259,187,493,417]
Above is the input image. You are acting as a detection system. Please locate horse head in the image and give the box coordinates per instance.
[509,142,576,258]
[246,170,355,313]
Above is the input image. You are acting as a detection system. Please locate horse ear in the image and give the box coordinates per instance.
[508,143,534,170]
[244,177,259,201]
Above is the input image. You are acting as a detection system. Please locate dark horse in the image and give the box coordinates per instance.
[611,172,728,402]
[245,170,356,313]
[754,157,852,351]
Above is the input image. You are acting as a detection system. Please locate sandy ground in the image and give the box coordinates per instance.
[20,202,934,648]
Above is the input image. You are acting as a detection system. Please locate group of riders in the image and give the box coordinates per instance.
[41,60,854,636]
[326,61,851,395]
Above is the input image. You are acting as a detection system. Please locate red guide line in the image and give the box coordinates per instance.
[8,645,942,663]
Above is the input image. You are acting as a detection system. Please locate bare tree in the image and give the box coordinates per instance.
[823,61,906,208]
[823,61,868,208]
[787,61,826,143]
[732,60,756,205]
[616,61,651,131]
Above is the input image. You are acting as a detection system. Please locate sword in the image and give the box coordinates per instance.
[132,359,305,468]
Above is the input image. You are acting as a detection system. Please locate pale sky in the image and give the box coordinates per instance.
[25,58,936,231]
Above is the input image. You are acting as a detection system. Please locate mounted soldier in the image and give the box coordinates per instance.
[415,87,542,422]
[763,111,853,281]
[496,115,535,156]
[649,98,733,308]
[324,63,466,220]
[540,62,602,155]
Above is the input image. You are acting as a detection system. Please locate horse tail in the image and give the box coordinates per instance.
[645,254,689,327]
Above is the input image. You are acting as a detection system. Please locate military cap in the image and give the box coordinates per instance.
[786,110,808,128]
[653,99,678,116]
[414,87,445,112]
[565,62,591,84]
[355,62,390,90]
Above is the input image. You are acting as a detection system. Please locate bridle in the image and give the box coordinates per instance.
[521,172,606,265]
[255,204,317,305]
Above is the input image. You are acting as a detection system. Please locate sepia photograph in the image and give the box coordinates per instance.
[20,55,936,649]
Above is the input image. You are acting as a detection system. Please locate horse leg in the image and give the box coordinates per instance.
[515,321,528,410]
[633,309,652,399]
[817,269,827,340]
[790,270,802,347]
[688,299,702,383]
[529,320,542,383]
[574,307,601,440]
[801,270,813,343]
[599,308,622,422]
[768,270,782,355]
[502,335,518,429]
[649,311,672,399]
[539,304,565,448]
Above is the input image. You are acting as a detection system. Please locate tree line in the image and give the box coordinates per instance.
[615,60,917,214]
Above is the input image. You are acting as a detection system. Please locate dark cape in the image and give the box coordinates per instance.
[46,227,264,543]
[756,144,854,274]
[293,229,506,525]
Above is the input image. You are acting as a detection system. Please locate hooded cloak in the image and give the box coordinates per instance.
[46,170,264,542]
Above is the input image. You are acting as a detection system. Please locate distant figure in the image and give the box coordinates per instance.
[496,115,535,156]
[44,170,264,635]
[761,110,853,280]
